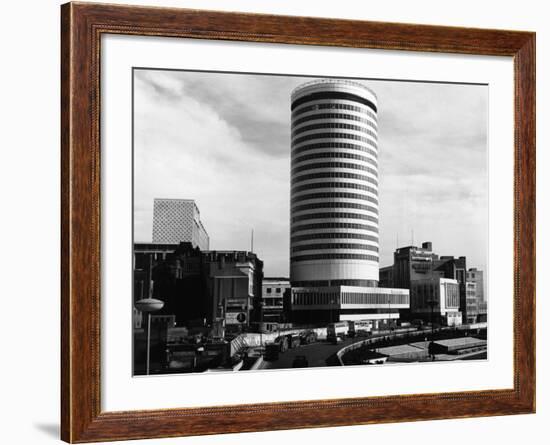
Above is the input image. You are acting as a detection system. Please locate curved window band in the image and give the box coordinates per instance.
[291,91,377,113]
[291,222,379,234]
[292,112,378,130]
[292,243,379,253]
[292,123,378,141]
[291,232,379,243]
[291,181,378,196]
[290,253,379,263]
[292,102,377,122]
[293,151,378,168]
[291,171,378,187]
[292,201,378,215]
[292,212,378,224]
[292,142,378,159]
[292,162,378,177]
[291,192,378,205]
[293,132,378,149]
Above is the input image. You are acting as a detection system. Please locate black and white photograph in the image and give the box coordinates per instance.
[132,69,488,376]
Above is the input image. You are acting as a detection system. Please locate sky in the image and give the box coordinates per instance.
[133,69,488,278]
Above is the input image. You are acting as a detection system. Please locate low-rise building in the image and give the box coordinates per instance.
[261,278,290,323]
[289,285,409,329]
[409,277,462,326]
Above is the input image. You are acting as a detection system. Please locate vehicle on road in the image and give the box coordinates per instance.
[299,330,318,345]
[329,333,346,344]
[327,321,349,342]
[348,320,372,338]
[292,355,309,368]
[288,334,301,349]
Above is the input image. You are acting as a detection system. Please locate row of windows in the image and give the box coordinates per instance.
[293,291,409,306]
[291,91,377,113]
[292,161,378,178]
[292,112,377,130]
[291,222,379,234]
[292,243,379,253]
[292,141,377,160]
[292,212,378,224]
[291,171,378,187]
[292,279,378,287]
[292,201,378,215]
[291,253,379,263]
[293,151,377,168]
[292,132,378,150]
[291,191,378,206]
[292,122,378,141]
[292,102,378,122]
[291,181,378,196]
[291,232,379,243]
[341,292,409,306]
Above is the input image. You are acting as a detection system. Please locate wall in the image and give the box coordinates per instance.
[0,1,546,445]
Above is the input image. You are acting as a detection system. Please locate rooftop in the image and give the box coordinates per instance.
[291,79,377,99]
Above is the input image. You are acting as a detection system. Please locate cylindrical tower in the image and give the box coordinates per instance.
[290,79,379,287]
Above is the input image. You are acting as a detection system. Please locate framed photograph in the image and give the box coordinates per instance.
[61,2,535,442]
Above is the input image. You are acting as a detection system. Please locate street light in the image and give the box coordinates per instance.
[135,297,164,375]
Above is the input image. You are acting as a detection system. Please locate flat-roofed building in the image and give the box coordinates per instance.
[290,285,409,328]
[261,278,290,323]
[409,277,462,326]
[152,198,209,250]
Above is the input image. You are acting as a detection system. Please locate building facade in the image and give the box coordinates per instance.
[288,80,409,324]
[290,285,409,327]
[290,80,380,287]
[409,277,462,326]
[467,268,485,302]
[133,243,263,336]
[152,198,209,250]
[261,278,290,323]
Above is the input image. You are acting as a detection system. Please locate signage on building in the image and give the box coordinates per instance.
[226,312,247,325]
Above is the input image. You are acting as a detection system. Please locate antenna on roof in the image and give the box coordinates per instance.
[250,228,254,253]
[411,229,415,246]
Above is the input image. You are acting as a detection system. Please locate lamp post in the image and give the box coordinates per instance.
[427,298,436,361]
[135,297,164,375]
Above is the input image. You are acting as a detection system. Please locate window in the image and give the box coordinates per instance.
[276,288,281,293]
[266,287,272,294]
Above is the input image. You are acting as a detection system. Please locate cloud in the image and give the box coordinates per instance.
[134,70,488,276]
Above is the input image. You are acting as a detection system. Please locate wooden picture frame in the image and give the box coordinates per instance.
[61,2,535,442]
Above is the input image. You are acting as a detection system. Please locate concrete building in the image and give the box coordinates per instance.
[288,80,409,324]
[467,267,485,302]
[202,250,264,335]
[261,278,290,323]
[290,79,380,287]
[380,242,477,324]
[465,281,479,324]
[133,243,263,335]
[390,242,440,288]
[409,277,462,326]
[290,285,409,327]
[152,198,209,249]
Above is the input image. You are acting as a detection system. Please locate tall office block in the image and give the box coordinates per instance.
[152,198,209,250]
[290,80,380,287]
[288,80,408,325]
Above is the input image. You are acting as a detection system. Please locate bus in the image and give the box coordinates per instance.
[348,320,373,337]
[327,321,349,342]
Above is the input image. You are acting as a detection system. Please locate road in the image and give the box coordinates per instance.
[261,337,366,369]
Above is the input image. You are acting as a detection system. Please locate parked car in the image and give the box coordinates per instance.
[288,334,301,349]
[292,355,309,368]
[299,330,318,345]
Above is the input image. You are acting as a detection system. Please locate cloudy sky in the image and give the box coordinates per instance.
[134,69,488,277]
